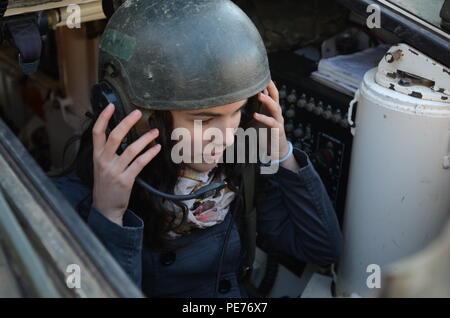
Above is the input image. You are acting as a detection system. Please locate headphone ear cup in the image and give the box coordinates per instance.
[90,83,109,117]
[91,80,133,153]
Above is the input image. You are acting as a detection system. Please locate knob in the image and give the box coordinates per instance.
[285,120,294,133]
[305,97,315,112]
[279,85,287,100]
[297,94,307,108]
[313,101,324,116]
[285,105,296,119]
[322,105,333,120]
[305,125,312,139]
[332,109,342,123]
[294,127,304,138]
[287,90,297,104]
[340,112,350,128]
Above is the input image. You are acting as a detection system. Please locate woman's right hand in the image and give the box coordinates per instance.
[91,103,161,226]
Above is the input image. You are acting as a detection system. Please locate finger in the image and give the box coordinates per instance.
[253,112,280,128]
[258,93,283,123]
[101,109,142,161]
[92,103,115,157]
[267,80,279,103]
[114,128,159,172]
[123,144,161,180]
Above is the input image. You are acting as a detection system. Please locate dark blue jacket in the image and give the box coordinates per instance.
[51,148,343,297]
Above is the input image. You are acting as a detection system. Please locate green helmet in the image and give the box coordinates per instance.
[98,0,271,111]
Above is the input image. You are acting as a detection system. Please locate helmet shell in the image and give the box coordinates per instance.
[98,0,271,110]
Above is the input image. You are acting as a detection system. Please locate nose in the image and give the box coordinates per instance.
[207,121,236,150]
[213,117,237,149]
[223,126,236,148]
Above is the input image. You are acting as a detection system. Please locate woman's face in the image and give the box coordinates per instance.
[170,98,248,173]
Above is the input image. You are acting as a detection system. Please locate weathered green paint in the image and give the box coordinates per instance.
[100,29,136,61]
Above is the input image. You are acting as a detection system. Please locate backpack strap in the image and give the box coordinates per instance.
[3,13,42,75]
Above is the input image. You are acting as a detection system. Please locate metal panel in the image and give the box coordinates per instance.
[337,0,450,67]
[0,117,143,297]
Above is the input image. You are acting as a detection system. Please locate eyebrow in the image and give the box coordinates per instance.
[189,100,248,117]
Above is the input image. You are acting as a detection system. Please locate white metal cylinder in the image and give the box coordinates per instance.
[336,67,450,297]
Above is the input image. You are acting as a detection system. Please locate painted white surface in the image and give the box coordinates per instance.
[336,67,450,297]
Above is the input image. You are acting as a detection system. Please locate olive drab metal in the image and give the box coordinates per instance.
[98,0,271,111]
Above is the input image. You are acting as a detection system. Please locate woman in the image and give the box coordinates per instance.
[52,0,343,298]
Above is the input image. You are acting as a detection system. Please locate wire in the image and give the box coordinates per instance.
[214,194,241,297]
[135,177,227,201]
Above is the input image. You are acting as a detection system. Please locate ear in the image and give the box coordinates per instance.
[240,95,262,128]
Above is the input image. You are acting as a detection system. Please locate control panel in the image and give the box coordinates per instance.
[269,51,354,225]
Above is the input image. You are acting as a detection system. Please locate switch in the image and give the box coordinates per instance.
[332,109,342,123]
[322,105,333,120]
[340,112,350,128]
[285,119,294,133]
[294,126,304,138]
[297,94,307,108]
[287,89,297,104]
[279,85,287,100]
[305,125,312,139]
[285,105,296,119]
[314,101,324,116]
[306,97,315,112]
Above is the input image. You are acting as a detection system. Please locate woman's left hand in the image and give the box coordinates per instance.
[252,80,290,160]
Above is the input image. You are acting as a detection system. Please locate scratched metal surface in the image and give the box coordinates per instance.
[386,0,446,28]
[8,0,62,9]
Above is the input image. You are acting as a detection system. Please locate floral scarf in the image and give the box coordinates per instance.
[162,166,236,239]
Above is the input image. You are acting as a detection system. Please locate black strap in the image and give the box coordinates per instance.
[4,13,42,75]
[0,0,8,18]
[0,0,8,44]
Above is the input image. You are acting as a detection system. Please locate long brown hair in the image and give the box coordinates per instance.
[54,95,261,252]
